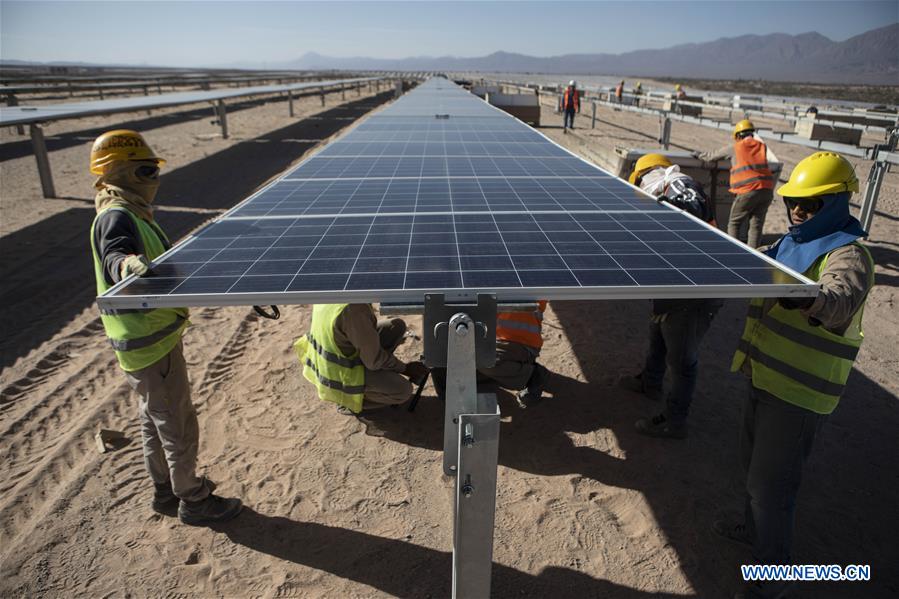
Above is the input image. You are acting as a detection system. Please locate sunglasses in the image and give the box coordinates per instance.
[136,165,160,178]
[785,197,823,213]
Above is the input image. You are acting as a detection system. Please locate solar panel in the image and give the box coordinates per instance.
[98,78,816,310]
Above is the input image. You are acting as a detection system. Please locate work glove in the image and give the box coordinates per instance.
[120,254,150,279]
[402,360,430,384]
[777,295,815,311]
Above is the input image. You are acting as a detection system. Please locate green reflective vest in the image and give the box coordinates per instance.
[731,243,874,414]
[294,304,366,413]
[91,207,188,372]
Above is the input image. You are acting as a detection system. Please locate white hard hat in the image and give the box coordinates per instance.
[569,80,576,87]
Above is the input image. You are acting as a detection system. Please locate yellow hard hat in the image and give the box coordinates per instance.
[90,129,165,175]
[628,153,672,184]
[675,84,682,91]
[776,152,859,198]
[733,119,755,138]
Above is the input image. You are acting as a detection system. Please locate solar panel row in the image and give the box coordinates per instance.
[98,78,815,309]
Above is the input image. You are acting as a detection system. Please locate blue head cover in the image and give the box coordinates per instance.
[765,192,867,273]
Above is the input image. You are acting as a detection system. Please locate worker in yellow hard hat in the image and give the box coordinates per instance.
[715,151,874,598]
[620,153,721,439]
[89,130,242,526]
[700,119,778,248]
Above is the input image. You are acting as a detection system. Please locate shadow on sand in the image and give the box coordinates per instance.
[329,297,898,597]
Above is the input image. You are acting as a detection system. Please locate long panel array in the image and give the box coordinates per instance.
[98,78,816,310]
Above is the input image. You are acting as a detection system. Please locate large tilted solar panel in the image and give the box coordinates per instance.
[111,212,802,306]
[98,78,816,310]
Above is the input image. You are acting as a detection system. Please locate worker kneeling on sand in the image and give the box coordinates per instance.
[618,154,722,439]
[295,304,429,414]
[432,301,550,408]
[89,130,242,526]
[715,152,874,599]
[702,119,777,249]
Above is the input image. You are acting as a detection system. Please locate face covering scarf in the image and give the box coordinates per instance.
[764,192,867,273]
[94,161,160,222]
[639,164,691,197]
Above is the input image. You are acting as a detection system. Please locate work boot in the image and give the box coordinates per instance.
[152,481,178,515]
[635,413,687,439]
[712,518,753,547]
[178,493,242,526]
[618,372,663,402]
[516,364,549,408]
[154,477,217,516]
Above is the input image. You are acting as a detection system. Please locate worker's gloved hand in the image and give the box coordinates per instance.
[120,254,150,278]
[402,361,429,383]
[777,295,816,311]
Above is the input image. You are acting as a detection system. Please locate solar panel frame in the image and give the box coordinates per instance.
[97,79,817,310]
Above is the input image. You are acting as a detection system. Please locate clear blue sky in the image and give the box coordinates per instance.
[1,1,896,66]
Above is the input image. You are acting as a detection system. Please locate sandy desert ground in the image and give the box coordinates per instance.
[1,82,897,598]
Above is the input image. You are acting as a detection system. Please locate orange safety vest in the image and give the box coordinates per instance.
[730,137,774,194]
[561,88,579,111]
[496,301,547,349]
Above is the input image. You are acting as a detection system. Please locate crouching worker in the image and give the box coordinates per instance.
[433,301,550,408]
[618,154,722,439]
[295,304,429,414]
[90,130,242,526]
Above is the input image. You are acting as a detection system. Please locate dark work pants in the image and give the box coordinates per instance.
[641,307,715,423]
[563,108,576,128]
[741,385,825,565]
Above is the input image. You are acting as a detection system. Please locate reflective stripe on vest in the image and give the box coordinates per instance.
[731,243,874,414]
[107,315,187,351]
[91,207,188,372]
[730,138,773,194]
[496,300,546,349]
[295,304,366,413]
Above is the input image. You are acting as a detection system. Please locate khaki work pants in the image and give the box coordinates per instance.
[728,188,774,249]
[363,318,413,409]
[124,342,211,502]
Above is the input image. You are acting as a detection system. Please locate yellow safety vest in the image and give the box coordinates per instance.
[90,207,188,372]
[731,243,874,414]
[294,304,366,413]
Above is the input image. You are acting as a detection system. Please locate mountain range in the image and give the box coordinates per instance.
[282,23,898,85]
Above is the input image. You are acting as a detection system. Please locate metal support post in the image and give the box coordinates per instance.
[216,100,229,139]
[98,88,105,100]
[423,294,499,599]
[342,85,346,100]
[591,101,597,129]
[6,94,24,134]
[320,87,326,106]
[288,90,294,117]
[395,80,403,99]
[659,114,672,150]
[357,82,361,96]
[858,130,898,235]
[30,123,56,198]
[143,85,151,115]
